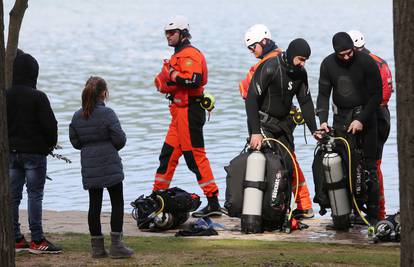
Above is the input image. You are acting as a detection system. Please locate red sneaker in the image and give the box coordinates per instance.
[29,238,62,254]
[15,236,30,252]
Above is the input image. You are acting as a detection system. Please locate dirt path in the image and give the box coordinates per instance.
[18,210,398,246]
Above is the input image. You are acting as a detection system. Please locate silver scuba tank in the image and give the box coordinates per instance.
[241,151,266,233]
[322,151,351,229]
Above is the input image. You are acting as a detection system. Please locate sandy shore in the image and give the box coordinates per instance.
[17,210,398,246]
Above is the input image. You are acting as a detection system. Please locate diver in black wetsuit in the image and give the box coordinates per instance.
[245,38,319,219]
[317,32,382,224]
[246,38,318,150]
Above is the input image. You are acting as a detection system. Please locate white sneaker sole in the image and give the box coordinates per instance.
[29,249,62,254]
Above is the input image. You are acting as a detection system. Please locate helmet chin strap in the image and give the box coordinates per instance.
[174,31,188,47]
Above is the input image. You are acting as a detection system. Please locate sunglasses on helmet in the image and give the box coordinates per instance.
[165,29,180,36]
[248,42,259,52]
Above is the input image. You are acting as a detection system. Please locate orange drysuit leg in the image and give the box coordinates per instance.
[178,103,218,197]
[377,159,386,220]
[153,105,182,191]
[291,153,312,211]
[153,103,218,197]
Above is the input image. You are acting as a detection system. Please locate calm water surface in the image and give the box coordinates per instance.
[4,0,398,214]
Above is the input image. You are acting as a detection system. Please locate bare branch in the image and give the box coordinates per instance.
[5,0,28,89]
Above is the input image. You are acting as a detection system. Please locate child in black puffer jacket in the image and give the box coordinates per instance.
[69,76,133,259]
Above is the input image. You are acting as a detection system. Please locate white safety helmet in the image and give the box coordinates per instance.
[347,30,365,48]
[165,15,190,31]
[244,24,271,47]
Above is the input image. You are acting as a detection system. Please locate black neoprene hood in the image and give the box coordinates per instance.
[332,32,354,54]
[286,38,311,65]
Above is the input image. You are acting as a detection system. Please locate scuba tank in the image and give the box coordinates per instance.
[321,135,351,230]
[241,151,267,233]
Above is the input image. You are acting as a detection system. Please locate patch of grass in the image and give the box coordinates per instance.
[15,233,400,267]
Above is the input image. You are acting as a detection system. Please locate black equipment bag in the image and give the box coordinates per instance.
[224,149,252,218]
[131,187,201,229]
[312,147,331,211]
[155,187,201,213]
[262,150,291,231]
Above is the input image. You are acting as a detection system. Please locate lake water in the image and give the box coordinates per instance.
[4,0,398,215]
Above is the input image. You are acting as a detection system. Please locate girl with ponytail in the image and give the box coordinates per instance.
[69,76,133,259]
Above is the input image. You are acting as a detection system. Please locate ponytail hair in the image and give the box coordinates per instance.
[81,76,108,119]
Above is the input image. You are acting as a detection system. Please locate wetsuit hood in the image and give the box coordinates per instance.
[286,38,311,65]
[259,39,278,59]
[332,32,354,54]
[12,53,39,88]
[332,32,355,66]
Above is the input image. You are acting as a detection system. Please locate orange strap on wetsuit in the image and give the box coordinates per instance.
[239,48,282,99]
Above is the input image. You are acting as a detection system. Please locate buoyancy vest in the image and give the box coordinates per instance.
[239,48,282,99]
[369,53,393,106]
[170,45,207,106]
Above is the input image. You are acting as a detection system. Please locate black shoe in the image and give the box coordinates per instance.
[292,208,314,219]
[192,196,222,218]
[192,204,222,218]
[29,238,62,254]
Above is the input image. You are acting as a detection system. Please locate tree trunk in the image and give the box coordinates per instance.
[4,0,27,90]
[394,0,414,266]
[0,1,15,266]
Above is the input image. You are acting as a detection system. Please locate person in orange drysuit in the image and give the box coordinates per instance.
[348,30,394,220]
[240,24,314,219]
[153,15,221,218]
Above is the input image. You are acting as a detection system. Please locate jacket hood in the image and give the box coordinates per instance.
[12,53,39,88]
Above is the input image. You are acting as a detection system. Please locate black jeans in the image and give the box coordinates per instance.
[88,182,124,236]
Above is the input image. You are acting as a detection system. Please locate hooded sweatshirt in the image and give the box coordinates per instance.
[6,53,58,154]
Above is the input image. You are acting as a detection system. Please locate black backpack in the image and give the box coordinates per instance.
[224,148,252,218]
[262,149,291,231]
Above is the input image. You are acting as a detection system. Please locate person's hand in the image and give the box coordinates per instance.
[312,130,324,140]
[347,120,363,134]
[170,70,179,82]
[249,134,263,150]
[162,59,179,82]
[312,122,330,140]
[154,72,177,94]
[320,122,330,133]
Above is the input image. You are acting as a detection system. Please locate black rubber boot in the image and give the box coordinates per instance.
[192,196,222,218]
[292,208,314,219]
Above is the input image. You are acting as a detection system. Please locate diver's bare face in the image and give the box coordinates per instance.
[165,30,180,47]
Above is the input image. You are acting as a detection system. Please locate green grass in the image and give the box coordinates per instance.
[15,233,400,267]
